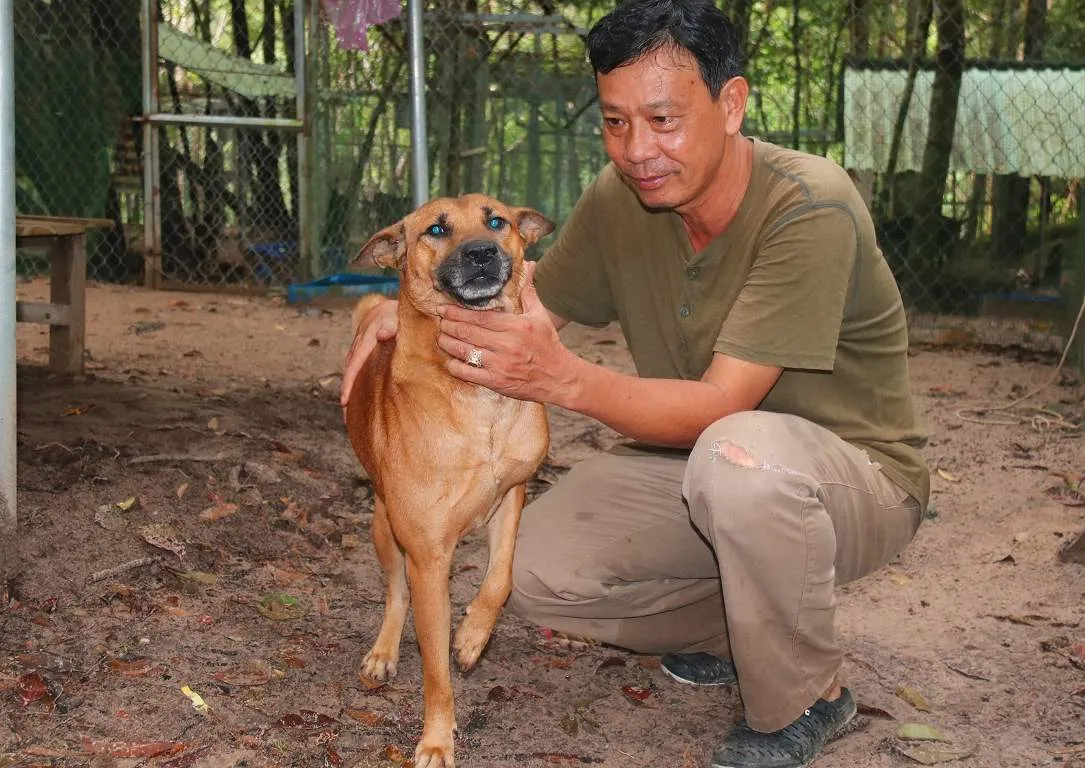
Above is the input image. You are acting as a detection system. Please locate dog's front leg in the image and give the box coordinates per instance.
[362,497,408,681]
[453,483,525,671]
[406,547,457,768]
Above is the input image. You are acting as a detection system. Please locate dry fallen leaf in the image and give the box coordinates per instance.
[180,685,209,715]
[621,685,652,705]
[199,500,239,522]
[345,708,386,726]
[894,686,932,712]
[80,739,192,759]
[108,657,155,677]
[936,468,959,483]
[256,593,304,621]
[176,482,189,499]
[1045,485,1085,507]
[62,403,95,416]
[358,670,388,692]
[896,723,947,741]
[212,659,274,687]
[140,524,186,560]
[894,741,976,765]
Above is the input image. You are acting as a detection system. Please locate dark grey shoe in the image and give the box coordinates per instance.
[710,688,858,768]
[660,652,738,686]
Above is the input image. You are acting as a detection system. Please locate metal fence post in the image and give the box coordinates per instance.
[296,0,316,281]
[140,0,162,290]
[0,0,16,534]
[407,0,428,207]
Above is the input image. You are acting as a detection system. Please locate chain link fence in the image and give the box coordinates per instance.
[13,0,1085,353]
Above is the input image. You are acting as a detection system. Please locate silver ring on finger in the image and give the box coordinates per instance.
[465,347,484,368]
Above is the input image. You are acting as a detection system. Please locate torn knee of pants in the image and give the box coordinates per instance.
[710,440,761,469]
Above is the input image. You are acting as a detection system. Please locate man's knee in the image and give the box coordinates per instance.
[683,411,817,534]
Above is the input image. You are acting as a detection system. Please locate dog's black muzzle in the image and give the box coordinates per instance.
[436,239,512,307]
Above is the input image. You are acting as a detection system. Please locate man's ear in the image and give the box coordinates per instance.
[512,207,556,247]
[352,222,406,269]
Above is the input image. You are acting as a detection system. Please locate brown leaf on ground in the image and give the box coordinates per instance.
[80,739,193,758]
[621,685,652,705]
[345,708,386,726]
[107,657,155,677]
[199,499,238,522]
[17,671,54,710]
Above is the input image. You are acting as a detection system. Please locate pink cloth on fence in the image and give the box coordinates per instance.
[323,0,403,51]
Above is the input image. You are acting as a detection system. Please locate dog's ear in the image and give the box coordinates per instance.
[512,207,556,247]
[353,223,406,269]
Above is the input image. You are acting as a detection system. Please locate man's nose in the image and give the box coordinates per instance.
[623,122,658,165]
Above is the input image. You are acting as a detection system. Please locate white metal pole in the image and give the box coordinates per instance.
[407,0,428,206]
[0,0,16,533]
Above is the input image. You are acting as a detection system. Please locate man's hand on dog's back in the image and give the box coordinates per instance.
[340,298,399,412]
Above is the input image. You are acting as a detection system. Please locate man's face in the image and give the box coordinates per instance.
[596,46,742,211]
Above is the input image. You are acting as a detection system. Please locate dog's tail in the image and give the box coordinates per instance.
[352,293,388,333]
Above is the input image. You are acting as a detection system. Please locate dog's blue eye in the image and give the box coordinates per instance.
[427,224,447,237]
[487,216,506,231]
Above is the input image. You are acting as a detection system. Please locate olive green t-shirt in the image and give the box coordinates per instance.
[533,138,930,510]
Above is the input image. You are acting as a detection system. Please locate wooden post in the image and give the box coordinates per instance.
[49,232,86,375]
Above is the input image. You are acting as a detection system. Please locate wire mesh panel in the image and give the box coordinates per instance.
[316,0,1082,351]
[12,0,1084,351]
[13,0,141,283]
[149,1,304,289]
[13,0,304,289]
[310,1,610,273]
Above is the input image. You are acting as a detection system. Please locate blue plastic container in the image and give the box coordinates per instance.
[286,272,400,305]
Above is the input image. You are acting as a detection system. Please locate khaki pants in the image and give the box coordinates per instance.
[508,411,922,732]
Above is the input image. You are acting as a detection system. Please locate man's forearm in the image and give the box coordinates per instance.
[555,356,738,449]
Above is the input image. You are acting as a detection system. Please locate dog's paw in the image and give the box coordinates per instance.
[361,648,398,682]
[452,616,492,672]
[414,736,455,768]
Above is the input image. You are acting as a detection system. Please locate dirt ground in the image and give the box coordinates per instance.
[3,276,1084,768]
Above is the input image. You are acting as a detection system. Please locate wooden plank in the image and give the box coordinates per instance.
[15,214,114,238]
[14,300,71,326]
[48,232,86,375]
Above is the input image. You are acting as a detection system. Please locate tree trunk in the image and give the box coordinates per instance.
[906,0,964,266]
[846,0,873,207]
[790,0,802,150]
[848,0,870,58]
[882,0,932,218]
[992,0,1046,265]
[727,0,752,60]
[962,0,1012,252]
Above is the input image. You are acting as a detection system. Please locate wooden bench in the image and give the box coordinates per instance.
[14,215,114,375]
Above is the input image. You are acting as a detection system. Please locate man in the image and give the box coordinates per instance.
[341,0,929,765]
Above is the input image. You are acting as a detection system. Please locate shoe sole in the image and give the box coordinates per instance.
[660,663,736,687]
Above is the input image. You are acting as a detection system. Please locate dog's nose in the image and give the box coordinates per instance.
[462,242,498,267]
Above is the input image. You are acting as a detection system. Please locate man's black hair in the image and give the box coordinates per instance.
[586,0,745,99]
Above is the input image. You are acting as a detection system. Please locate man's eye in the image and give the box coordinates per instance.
[427,224,447,237]
[487,216,506,231]
[603,117,624,128]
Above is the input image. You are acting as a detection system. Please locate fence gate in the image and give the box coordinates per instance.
[140,0,310,291]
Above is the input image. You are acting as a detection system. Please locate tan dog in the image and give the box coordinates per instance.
[343,194,554,767]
